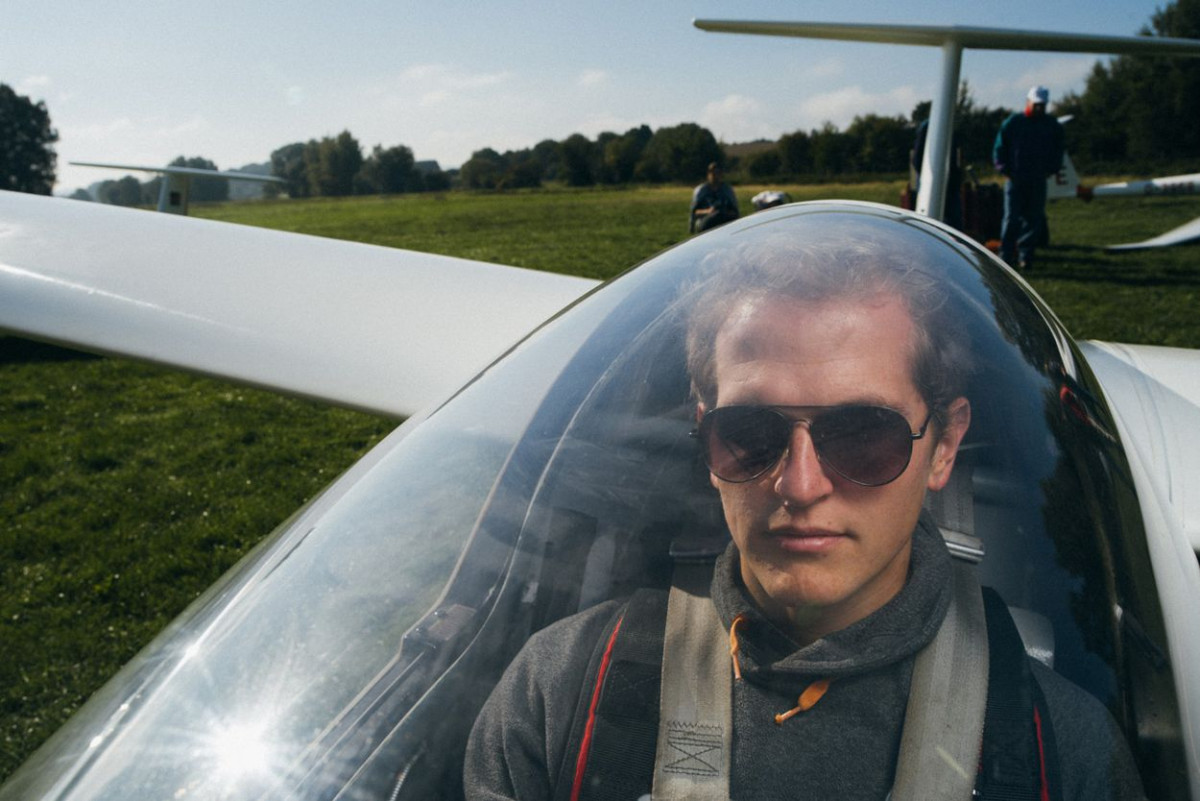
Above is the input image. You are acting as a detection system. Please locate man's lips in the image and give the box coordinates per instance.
[766,527,849,553]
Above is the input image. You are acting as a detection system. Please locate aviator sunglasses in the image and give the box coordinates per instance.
[697,404,935,487]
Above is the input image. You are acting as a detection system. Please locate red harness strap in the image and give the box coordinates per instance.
[1035,705,1051,801]
[569,615,625,801]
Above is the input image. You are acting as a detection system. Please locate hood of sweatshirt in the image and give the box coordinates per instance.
[710,511,951,684]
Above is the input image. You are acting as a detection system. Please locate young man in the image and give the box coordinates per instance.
[465,224,1144,800]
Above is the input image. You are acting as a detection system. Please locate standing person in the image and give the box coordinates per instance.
[463,220,1145,800]
[993,85,1065,270]
[689,162,740,233]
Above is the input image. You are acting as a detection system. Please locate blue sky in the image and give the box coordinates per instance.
[3,0,1171,194]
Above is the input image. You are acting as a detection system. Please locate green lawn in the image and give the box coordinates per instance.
[2,181,1199,781]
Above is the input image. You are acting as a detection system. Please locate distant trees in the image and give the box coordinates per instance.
[164,156,228,202]
[271,134,447,196]
[460,148,508,189]
[777,131,813,175]
[452,123,726,190]
[734,82,1010,184]
[638,123,724,183]
[308,131,363,197]
[602,125,653,184]
[357,144,418,194]
[560,134,597,187]
[271,143,310,198]
[844,115,912,174]
[1057,0,1200,170]
[0,83,58,195]
[532,139,562,181]
[99,176,143,206]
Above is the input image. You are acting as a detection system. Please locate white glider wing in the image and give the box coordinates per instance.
[71,161,285,183]
[0,190,598,417]
[1106,215,1200,251]
[1081,341,1200,550]
[1091,173,1200,250]
[1093,173,1200,198]
[691,20,1200,54]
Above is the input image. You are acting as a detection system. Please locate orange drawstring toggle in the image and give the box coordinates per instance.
[774,678,832,725]
[729,614,748,680]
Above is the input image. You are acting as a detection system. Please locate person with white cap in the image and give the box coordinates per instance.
[993,85,1065,270]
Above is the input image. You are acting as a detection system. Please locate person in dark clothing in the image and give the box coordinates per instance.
[689,162,740,233]
[464,226,1145,800]
[993,85,1065,270]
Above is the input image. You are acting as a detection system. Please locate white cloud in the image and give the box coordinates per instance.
[801,58,844,80]
[799,84,921,129]
[577,69,608,88]
[63,117,137,142]
[363,64,518,112]
[152,116,209,138]
[397,64,513,92]
[699,94,777,142]
[1013,57,1097,102]
[285,86,305,106]
[18,75,52,93]
[419,89,452,107]
[970,55,1100,110]
[704,94,763,118]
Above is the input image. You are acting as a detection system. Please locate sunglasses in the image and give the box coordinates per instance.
[697,404,934,487]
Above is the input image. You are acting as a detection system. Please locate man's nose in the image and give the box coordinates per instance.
[773,425,834,507]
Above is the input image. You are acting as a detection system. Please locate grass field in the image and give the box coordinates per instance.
[2,181,1199,782]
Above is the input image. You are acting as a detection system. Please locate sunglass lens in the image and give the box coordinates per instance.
[703,407,790,481]
[812,406,912,486]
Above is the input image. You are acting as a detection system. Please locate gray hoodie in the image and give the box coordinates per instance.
[464,517,1145,799]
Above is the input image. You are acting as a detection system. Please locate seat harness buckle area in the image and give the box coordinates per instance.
[564,562,1058,800]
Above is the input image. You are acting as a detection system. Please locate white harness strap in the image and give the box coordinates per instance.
[652,560,989,801]
[891,560,989,801]
[652,561,732,801]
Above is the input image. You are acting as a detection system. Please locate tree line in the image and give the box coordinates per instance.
[1057,0,1200,172]
[267,131,451,198]
[444,86,1014,190]
[2,0,1196,200]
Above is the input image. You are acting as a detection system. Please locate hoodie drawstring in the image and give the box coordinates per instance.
[729,613,748,680]
[728,614,832,724]
[774,678,832,725]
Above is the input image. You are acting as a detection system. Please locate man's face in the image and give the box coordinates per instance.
[705,293,969,643]
[707,168,721,185]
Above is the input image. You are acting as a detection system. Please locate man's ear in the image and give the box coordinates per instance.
[927,397,971,492]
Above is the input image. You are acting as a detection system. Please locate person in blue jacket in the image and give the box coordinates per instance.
[689,162,740,234]
[993,86,1065,270]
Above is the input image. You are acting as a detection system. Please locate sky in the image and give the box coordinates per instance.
[3,0,1172,195]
